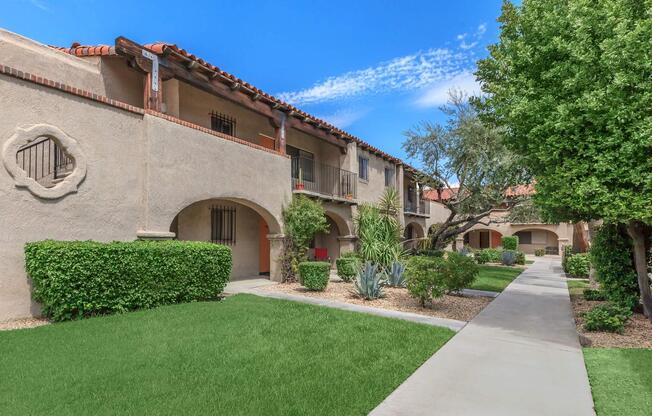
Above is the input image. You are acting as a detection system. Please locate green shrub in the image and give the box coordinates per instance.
[515,251,526,265]
[566,254,590,278]
[340,251,360,259]
[534,248,545,257]
[442,252,479,293]
[583,288,607,301]
[405,256,446,307]
[353,262,385,299]
[417,249,445,258]
[501,236,519,250]
[502,250,518,266]
[475,248,502,264]
[336,257,359,282]
[583,303,632,334]
[299,261,331,291]
[24,240,232,322]
[590,224,639,309]
[562,245,574,273]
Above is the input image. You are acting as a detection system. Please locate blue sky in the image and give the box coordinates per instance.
[2,0,503,164]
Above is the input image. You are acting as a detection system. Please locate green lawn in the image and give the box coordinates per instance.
[567,278,590,296]
[468,265,524,292]
[584,348,652,416]
[0,294,454,416]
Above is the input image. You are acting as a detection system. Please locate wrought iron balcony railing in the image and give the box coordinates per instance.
[291,156,357,200]
[404,198,430,216]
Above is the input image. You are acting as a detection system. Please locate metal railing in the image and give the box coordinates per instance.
[15,137,74,185]
[404,198,430,216]
[291,156,357,200]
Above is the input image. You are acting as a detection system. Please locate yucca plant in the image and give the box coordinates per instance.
[386,261,406,287]
[353,262,385,300]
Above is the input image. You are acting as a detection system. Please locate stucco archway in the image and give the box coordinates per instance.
[464,229,503,250]
[169,197,283,281]
[312,210,353,264]
[403,222,426,250]
[512,228,560,255]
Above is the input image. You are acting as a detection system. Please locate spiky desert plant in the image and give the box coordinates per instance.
[386,261,406,287]
[353,262,385,300]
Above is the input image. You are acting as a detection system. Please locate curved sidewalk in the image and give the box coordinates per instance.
[371,258,595,416]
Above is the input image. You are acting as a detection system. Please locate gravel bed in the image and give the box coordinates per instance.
[570,295,652,348]
[263,281,493,322]
[0,317,50,331]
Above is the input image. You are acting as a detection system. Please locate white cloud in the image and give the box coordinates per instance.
[28,0,49,11]
[316,108,369,129]
[278,48,473,106]
[414,71,481,108]
[277,22,488,107]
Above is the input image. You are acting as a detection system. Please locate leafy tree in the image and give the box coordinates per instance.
[403,91,527,250]
[281,195,328,281]
[476,0,652,319]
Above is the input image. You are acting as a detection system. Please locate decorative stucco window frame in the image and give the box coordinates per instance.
[2,124,87,199]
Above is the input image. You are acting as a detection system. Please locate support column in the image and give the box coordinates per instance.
[337,235,357,256]
[397,164,405,227]
[267,233,286,282]
[455,235,465,252]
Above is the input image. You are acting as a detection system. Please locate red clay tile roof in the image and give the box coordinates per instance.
[422,184,535,202]
[51,40,422,174]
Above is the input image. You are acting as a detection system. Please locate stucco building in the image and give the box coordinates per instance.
[0,30,450,320]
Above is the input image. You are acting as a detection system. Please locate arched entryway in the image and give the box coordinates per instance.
[403,222,426,250]
[169,198,281,280]
[464,229,503,250]
[311,211,352,265]
[513,229,560,255]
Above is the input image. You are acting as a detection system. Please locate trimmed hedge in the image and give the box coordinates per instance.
[25,240,232,321]
[299,261,330,291]
[475,248,502,264]
[501,236,519,250]
[566,253,590,278]
[336,257,359,282]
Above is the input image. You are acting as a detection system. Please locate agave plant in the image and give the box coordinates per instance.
[353,262,385,300]
[386,261,406,287]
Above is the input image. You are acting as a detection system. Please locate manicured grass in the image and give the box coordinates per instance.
[584,348,652,416]
[0,294,454,416]
[468,265,523,292]
[567,278,590,296]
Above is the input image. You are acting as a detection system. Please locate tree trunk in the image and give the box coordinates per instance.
[627,221,652,322]
[586,220,599,288]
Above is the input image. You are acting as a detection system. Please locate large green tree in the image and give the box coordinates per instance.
[476,0,652,319]
[403,91,527,250]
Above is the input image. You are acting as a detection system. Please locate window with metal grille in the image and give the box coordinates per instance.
[287,145,315,182]
[384,167,394,187]
[358,156,369,181]
[210,111,236,136]
[211,205,236,245]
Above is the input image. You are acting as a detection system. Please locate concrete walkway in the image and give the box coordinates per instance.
[371,258,595,416]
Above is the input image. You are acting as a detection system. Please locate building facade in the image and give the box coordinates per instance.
[0,30,449,320]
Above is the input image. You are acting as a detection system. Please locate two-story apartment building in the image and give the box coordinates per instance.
[0,29,444,321]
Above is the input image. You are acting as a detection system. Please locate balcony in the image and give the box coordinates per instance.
[404,199,430,217]
[291,156,357,203]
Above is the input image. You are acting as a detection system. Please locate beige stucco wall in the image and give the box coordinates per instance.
[99,56,145,107]
[356,149,396,204]
[176,81,276,147]
[176,199,263,278]
[286,128,341,168]
[0,69,290,320]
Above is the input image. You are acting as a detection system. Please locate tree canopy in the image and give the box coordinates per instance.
[403,91,527,249]
[476,0,652,318]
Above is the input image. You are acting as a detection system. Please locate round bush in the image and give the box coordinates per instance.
[534,248,545,257]
[583,303,632,334]
[566,254,590,278]
[475,248,502,264]
[336,257,359,282]
[443,252,479,293]
[406,256,446,307]
[501,236,519,251]
[299,261,331,291]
